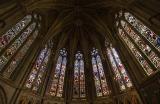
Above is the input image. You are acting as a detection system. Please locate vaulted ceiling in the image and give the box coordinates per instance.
[20,0,136,65]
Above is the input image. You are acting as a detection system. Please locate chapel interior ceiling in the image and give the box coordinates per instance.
[1,0,158,103]
[17,0,136,64]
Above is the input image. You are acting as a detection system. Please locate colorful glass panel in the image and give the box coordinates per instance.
[32,49,51,92]
[0,15,32,51]
[121,20,160,69]
[111,48,132,88]
[73,52,85,98]
[118,28,153,75]
[25,46,48,89]
[48,49,67,97]
[107,48,126,91]
[124,12,160,51]
[3,30,39,77]
[0,23,36,71]
[107,46,132,91]
[91,48,110,96]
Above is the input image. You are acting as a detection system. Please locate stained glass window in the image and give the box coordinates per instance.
[0,23,36,70]
[25,45,51,92]
[0,15,32,51]
[48,48,67,97]
[0,14,40,79]
[3,30,39,78]
[116,11,160,75]
[73,51,85,98]
[124,12,160,51]
[118,28,153,75]
[91,48,110,97]
[121,20,160,69]
[106,45,132,91]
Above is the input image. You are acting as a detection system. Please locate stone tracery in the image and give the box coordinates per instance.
[0,0,160,104]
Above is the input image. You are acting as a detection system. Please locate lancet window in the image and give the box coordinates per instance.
[0,14,41,78]
[48,48,67,97]
[106,45,132,91]
[116,11,160,75]
[25,45,51,92]
[73,52,85,98]
[91,48,110,97]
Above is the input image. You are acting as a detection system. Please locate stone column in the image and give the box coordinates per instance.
[65,53,74,103]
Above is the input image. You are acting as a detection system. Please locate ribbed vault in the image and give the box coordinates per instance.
[1,0,160,104]
[20,0,136,64]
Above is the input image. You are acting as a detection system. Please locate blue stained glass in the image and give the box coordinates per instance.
[73,52,85,98]
[107,46,132,91]
[25,46,48,89]
[32,49,51,91]
[91,48,110,96]
[48,48,67,97]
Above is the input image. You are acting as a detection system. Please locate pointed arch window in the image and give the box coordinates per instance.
[3,30,39,77]
[48,48,67,97]
[124,12,160,51]
[116,11,160,75]
[121,20,160,69]
[0,14,41,78]
[25,45,51,92]
[91,48,110,97]
[0,15,32,50]
[106,45,132,91]
[73,52,85,98]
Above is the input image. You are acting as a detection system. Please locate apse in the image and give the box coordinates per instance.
[0,0,160,104]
